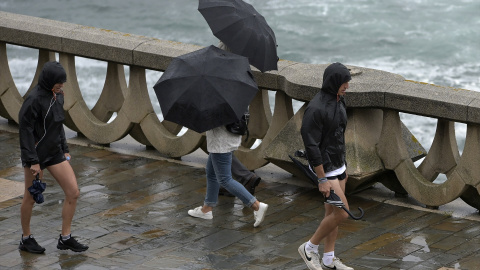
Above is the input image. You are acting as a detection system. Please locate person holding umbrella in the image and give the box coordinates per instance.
[298,63,354,270]
[185,42,268,227]
[198,0,275,200]
[18,61,88,254]
[154,43,268,227]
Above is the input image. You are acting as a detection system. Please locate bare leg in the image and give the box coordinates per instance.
[323,178,349,252]
[21,167,42,236]
[309,179,349,245]
[46,161,79,236]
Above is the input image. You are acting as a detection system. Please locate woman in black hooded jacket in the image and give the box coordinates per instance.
[18,61,88,254]
[298,63,354,270]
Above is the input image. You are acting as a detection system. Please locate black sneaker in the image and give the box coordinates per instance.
[57,235,89,252]
[19,235,46,254]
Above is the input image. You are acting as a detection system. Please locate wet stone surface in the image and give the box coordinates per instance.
[0,130,480,269]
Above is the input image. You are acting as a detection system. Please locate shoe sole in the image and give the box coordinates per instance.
[57,244,89,252]
[188,211,213,220]
[19,246,45,254]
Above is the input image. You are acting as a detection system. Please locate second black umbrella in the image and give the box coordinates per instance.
[198,0,278,73]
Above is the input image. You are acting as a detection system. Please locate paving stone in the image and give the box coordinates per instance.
[0,130,478,269]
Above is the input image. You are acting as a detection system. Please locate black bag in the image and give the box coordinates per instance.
[226,112,249,139]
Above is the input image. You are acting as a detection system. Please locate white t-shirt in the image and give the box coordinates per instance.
[325,164,346,178]
[309,164,346,178]
[206,126,242,153]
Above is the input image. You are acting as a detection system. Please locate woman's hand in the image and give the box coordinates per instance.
[65,153,71,161]
[30,164,41,176]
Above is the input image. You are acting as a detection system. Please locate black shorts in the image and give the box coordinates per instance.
[327,171,347,181]
[23,151,66,170]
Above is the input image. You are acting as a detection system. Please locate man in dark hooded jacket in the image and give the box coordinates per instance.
[298,63,353,270]
[18,61,88,254]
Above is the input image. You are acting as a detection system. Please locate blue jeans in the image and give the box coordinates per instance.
[204,152,256,208]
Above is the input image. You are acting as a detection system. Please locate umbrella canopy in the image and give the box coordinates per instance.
[198,0,278,72]
[153,45,258,134]
[28,174,46,204]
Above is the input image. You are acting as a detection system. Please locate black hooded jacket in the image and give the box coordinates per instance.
[19,61,69,168]
[300,63,351,173]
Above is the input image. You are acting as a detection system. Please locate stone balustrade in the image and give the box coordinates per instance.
[1,11,480,211]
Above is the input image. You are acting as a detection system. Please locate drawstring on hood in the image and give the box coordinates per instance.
[321,62,351,96]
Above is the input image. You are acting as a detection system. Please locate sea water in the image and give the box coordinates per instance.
[1,0,479,153]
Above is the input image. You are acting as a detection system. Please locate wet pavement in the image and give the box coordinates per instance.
[1,129,480,270]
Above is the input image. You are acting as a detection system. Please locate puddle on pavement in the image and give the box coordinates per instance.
[402,255,423,262]
[409,236,430,252]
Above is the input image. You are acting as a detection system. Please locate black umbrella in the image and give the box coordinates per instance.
[153,45,258,134]
[28,174,46,204]
[289,152,365,220]
[325,190,364,220]
[288,154,317,186]
[198,0,278,72]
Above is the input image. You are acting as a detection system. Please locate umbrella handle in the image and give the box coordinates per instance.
[341,206,364,220]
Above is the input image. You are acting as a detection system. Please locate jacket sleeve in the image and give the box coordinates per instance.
[60,126,69,153]
[19,100,40,165]
[300,106,324,168]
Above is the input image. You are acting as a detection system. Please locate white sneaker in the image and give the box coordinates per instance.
[253,202,268,227]
[188,206,213,220]
[321,256,354,270]
[298,242,322,270]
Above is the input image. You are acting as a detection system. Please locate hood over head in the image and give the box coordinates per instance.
[38,61,67,91]
[321,62,351,95]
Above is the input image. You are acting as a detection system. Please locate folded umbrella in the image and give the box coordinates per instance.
[325,190,364,220]
[289,151,365,220]
[198,0,278,72]
[28,174,46,204]
[288,154,317,186]
[153,45,258,133]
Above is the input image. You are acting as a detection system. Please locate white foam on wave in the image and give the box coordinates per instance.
[5,45,38,95]
[351,57,480,92]
[6,57,37,96]
[354,57,474,152]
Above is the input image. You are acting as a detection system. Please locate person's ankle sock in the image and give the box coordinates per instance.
[22,234,31,241]
[61,234,71,241]
[305,240,319,254]
[323,251,334,265]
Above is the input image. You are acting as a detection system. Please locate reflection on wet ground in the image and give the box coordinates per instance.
[0,130,479,269]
